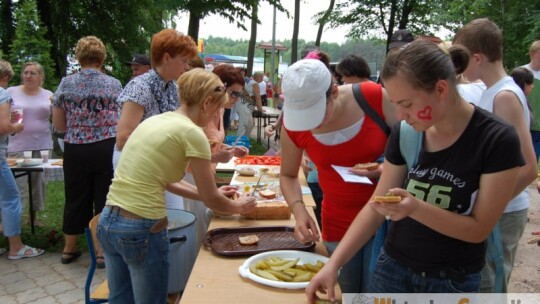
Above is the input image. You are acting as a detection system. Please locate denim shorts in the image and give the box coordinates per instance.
[370,248,481,293]
[97,206,170,304]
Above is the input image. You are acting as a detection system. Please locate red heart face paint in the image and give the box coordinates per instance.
[417,106,432,120]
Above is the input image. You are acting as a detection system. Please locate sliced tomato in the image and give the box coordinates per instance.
[234,156,281,166]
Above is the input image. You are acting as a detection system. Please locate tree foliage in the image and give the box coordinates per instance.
[8,0,57,91]
[172,0,287,41]
[34,0,162,84]
[315,0,336,47]
[433,0,540,69]
[330,0,440,52]
[202,36,387,73]
[0,0,15,57]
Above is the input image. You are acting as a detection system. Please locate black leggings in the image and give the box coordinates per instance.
[62,138,115,235]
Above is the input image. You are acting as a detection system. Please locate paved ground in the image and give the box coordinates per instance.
[0,252,106,304]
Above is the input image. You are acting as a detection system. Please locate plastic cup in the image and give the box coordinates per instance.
[23,151,32,159]
[12,108,23,123]
[40,150,49,163]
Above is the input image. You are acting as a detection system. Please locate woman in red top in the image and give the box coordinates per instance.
[280,57,398,292]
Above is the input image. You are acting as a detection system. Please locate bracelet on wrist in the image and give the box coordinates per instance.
[289,200,305,211]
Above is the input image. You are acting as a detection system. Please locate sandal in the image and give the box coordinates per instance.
[96,256,105,269]
[61,250,82,264]
[8,245,45,260]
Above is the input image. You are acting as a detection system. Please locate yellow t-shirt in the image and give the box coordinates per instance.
[107,111,211,219]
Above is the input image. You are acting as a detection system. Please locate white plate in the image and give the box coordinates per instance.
[16,159,43,167]
[238,250,329,289]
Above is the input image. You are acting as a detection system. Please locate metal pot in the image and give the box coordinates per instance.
[167,209,196,294]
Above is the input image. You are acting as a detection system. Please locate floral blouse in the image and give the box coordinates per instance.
[53,69,122,144]
[117,69,179,121]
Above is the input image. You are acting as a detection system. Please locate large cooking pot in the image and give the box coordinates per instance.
[167,209,196,294]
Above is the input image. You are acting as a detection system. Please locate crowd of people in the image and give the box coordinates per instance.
[0,17,539,302]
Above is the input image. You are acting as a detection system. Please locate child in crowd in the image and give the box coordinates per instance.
[453,18,537,292]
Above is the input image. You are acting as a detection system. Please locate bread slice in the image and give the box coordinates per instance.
[373,195,401,203]
[353,162,379,171]
[259,189,277,199]
[238,234,259,245]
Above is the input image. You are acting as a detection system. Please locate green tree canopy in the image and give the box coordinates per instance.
[9,0,57,90]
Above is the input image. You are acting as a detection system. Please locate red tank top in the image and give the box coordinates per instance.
[286,82,388,241]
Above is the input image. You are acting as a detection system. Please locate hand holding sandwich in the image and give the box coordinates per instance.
[369,188,420,221]
[349,162,383,179]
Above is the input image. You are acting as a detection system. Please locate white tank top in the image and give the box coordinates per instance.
[472,76,530,213]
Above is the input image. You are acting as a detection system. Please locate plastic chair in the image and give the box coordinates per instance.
[84,214,109,304]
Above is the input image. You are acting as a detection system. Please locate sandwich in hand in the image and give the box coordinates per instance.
[353,162,379,171]
[373,194,401,203]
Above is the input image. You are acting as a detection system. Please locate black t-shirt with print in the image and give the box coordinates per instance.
[384,106,524,273]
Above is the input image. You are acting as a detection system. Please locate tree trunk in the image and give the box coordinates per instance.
[36,0,59,77]
[247,4,258,77]
[187,12,201,42]
[0,0,15,56]
[315,0,335,46]
[291,0,300,63]
[385,0,399,53]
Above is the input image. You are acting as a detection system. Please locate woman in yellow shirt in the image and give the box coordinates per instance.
[97,69,256,303]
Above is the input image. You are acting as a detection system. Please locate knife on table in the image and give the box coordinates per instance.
[232,130,246,147]
[251,172,264,195]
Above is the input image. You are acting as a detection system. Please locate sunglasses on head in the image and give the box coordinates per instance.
[214,85,226,93]
[229,90,242,99]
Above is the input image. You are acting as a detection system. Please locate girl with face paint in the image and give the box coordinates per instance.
[305,40,525,300]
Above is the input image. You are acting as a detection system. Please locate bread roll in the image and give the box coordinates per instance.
[238,234,259,245]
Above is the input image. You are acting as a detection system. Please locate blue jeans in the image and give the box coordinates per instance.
[324,237,374,293]
[480,208,528,292]
[97,206,169,304]
[0,159,22,237]
[370,248,481,293]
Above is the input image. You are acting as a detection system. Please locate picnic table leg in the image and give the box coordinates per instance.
[28,171,35,234]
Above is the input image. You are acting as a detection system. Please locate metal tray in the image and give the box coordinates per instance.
[203,226,315,257]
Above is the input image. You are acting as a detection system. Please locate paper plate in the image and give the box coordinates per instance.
[16,159,43,167]
[238,250,329,289]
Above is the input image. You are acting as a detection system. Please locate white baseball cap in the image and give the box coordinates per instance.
[282,59,332,131]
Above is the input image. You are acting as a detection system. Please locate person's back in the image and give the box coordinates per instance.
[108,111,207,219]
[457,81,486,104]
[453,17,537,293]
[55,69,121,144]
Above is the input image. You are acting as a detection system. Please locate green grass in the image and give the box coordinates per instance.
[1,134,269,253]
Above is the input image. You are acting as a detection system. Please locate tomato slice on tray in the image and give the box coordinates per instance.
[234,156,281,166]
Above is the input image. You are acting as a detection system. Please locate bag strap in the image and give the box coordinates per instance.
[352,83,391,136]
[399,121,423,169]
